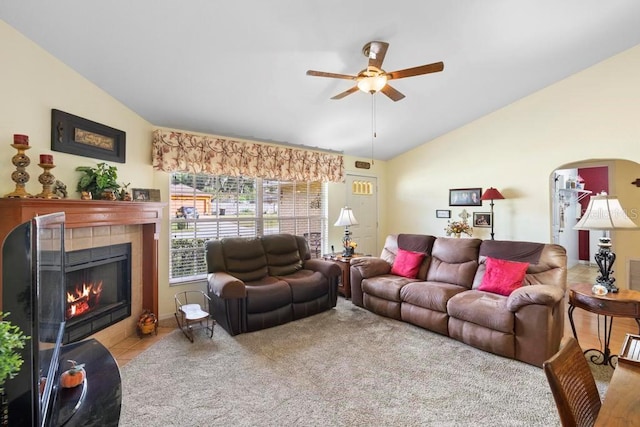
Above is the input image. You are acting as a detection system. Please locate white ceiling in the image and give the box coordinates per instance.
[2,1,640,160]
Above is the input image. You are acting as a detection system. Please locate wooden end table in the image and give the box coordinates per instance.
[322,253,366,298]
[568,283,640,367]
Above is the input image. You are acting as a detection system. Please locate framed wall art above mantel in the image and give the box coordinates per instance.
[51,109,126,163]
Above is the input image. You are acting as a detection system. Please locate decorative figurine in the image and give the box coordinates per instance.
[53,180,68,198]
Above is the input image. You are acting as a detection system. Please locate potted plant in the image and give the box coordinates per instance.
[1,311,30,422]
[76,163,121,200]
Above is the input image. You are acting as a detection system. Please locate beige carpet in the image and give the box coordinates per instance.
[119,299,612,426]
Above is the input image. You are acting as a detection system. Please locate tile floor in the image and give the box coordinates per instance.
[109,326,175,367]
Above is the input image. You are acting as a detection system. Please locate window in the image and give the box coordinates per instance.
[169,173,327,284]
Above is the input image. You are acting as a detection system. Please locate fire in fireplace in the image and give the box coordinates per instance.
[66,281,104,318]
[63,243,132,343]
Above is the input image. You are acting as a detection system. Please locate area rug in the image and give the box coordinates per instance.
[119,299,612,426]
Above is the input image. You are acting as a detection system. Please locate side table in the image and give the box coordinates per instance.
[568,283,640,367]
[323,253,366,298]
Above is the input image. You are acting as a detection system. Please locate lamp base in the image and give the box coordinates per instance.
[594,237,618,293]
[342,247,355,258]
[342,231,355,257]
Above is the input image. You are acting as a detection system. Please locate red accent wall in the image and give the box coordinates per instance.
[577,166,608,261]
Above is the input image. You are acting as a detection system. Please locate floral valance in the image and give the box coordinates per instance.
[152,130,344,183]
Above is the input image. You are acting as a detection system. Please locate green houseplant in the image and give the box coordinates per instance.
[0,312,29,389]
[76,163,121,200]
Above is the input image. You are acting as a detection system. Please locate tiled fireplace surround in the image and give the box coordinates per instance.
[66,224,143,348]
[0,198,164,349]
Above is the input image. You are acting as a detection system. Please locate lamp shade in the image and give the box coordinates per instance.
[574,194,639,230]
[334,207,359,227]
[480,187,505,201]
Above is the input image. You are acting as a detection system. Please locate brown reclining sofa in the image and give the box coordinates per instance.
[206,233,341,335]
[350,234,567,367]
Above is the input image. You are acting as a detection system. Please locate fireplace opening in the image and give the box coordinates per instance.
[63,243,132,343]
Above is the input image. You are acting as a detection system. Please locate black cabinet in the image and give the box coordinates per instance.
[53,339,121,427]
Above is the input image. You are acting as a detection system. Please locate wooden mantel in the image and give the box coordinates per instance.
[0,198,166,316]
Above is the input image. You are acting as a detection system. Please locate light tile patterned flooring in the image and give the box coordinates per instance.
[110,326,175,367]
[109,263,639,367]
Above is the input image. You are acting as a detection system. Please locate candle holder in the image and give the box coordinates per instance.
[35,163,60,199]
[4,143,33,198]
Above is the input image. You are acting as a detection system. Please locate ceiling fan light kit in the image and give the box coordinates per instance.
[306,40,444,101]
[357,70,388,93]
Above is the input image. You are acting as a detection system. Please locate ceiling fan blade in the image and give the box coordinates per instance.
[306,70,357,80]
[387,61,444,80]
[380,84,405,102]
[367,41,389,69]
[331,86,359,100]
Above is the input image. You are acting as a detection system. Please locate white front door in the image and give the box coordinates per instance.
[345,174,378,257]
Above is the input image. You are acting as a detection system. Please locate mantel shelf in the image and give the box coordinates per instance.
[0,198,167,316]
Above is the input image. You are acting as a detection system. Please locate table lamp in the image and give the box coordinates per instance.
[573,192,639,293]
[334,206,359,257]
[480,187,505,240]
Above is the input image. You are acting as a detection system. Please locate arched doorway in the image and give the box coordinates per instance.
[550,159,640,291]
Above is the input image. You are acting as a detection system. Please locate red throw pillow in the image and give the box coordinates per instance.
[478,256,529,296]
[390,248,425,279]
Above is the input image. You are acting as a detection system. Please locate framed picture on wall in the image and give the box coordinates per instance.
[51,109,126,163]
[449,188,482,206]
[132,188,160,202]
[436,210,451,218]
[473,212,492,228]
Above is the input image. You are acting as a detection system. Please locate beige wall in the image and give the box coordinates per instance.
[0,21,155,196]
[386,45,640,289]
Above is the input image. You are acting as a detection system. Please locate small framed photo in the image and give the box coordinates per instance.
[473,212,492,228]
[436,209,451,218]
[449,188,482,206]
[132,188,161,202]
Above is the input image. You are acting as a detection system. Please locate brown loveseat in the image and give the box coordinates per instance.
[350,234,567,367]
[206,233,341,335]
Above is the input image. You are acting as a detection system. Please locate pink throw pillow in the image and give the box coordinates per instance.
[390,248,425,279]
[478,256,529,296]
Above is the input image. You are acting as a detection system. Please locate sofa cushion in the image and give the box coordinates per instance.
[400,281,467,312]
[362,275,418,302]
[426,238,481,288]
[447,290,514,334]
[279,269,328,302]
[478,257,529,296]
[261,234,303,276]
[221,237,269,282]
[245,277,292,313]
[390,249,425,278]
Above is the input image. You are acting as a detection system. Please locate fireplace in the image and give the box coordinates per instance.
[63,243,132,343]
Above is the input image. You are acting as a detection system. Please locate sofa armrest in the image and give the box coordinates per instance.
[350,257,391,279]
[207,272,247,299]
[303,258,342,278]
[506,284,565,312]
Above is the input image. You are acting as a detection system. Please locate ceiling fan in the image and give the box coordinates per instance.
[306,41,444,101]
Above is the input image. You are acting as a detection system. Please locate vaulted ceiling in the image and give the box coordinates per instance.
[2,1,639,160]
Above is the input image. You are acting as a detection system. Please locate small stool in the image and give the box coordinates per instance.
[174,291,215,342]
